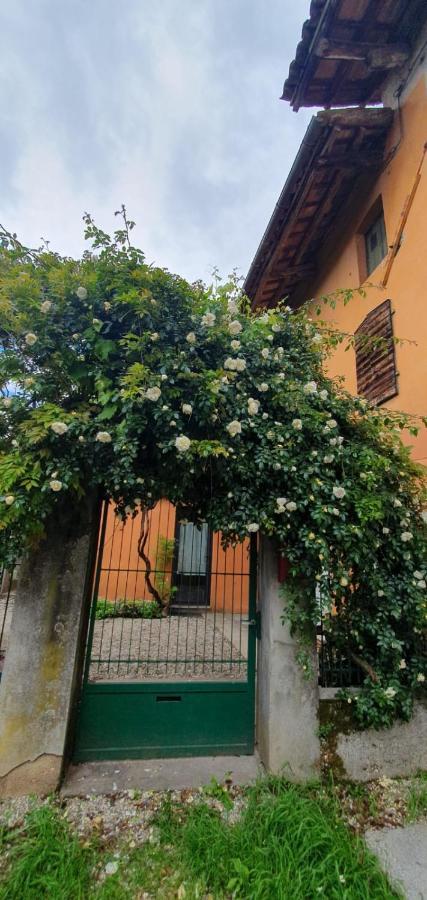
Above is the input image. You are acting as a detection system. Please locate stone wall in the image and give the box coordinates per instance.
[0,495,97,797]
[320,696,427,781]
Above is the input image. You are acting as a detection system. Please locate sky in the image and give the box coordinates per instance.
[0,0,313,285]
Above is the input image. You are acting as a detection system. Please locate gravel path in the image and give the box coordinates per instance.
[90,613,247,682]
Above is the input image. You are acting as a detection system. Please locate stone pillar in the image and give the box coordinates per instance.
[0,494,97,797]
[256,537,320,779]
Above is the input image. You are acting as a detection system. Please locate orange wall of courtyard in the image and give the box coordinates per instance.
[99,501,249,614]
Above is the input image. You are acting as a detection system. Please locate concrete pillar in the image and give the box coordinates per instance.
[256,537,320,779]
[0,494,97,797]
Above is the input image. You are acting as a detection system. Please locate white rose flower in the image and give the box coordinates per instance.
[377,590,384,597]
[150,332,159,341]
[286,501,297,512]
[332,508,340,516]
[384,687,396,700]
[319,389,328,400]
[51,421,69,435]
[277,372,285,380]
[399,659,407,669]
[186,332,196,343]
[312,333,322,344]
[96,431,112,443]
[224,357,235,370]
[276,497,287,512]
[326,419,338,429]
[201,312,216,327]
[76,286,87,300]
[92,318,102,328]
[226,420,242,437]
[247,398,260,416]
[416,579,426,588]
[261,348,270,359]
[175,435,191,452]
[259,383,269,392]
[230,339,241,350]
[104,301,112,311]
[234,358,246,372]
[401,531,413,542]
[303,381,317,394]
[182,403,192,415]
[417,673,425,683]
[228,320,242,335]
[145,386,161,402]
[272,324,281,333]
[227,299,238,315]
[40,300,52,313]
[393,499,402,507]
[292,419,302,430]
[413,571,423,580]
[332,486,346,500]
[4,495,15,505]
[247,523,259,533]
[340,577,348,587]
[382,527,390,535]
[78,435,85,443]
[323,455,333,464]
[49,479,63,492]
[25,333,37,346]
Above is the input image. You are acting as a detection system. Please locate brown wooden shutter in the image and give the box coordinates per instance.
[355,300,398,405]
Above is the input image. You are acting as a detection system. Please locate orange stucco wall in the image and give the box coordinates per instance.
[308,74,427,465]
[99,502,249,614]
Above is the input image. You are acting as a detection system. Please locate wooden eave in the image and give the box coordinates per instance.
[282,0,427,111]
[244,106,393,310]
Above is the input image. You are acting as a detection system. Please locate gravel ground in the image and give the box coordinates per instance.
[0,786,247,845]
[90,614,247,682]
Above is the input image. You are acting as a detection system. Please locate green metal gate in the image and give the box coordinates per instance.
[73,501,257,761]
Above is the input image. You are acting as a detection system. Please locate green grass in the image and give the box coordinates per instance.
[0,779,401,899]
[0,804,93,900]
[406,771,427,822]
[94,598,161,620]
[152,778,400,899]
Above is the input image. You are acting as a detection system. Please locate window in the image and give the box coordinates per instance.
[355,300,398,405]
[364,211,388,276]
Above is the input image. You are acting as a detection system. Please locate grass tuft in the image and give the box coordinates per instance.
[0,804,92,900]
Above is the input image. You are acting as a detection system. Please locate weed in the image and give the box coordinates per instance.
[406,773,427,822]
[202,775,234,810]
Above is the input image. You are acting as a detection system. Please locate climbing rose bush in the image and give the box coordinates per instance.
[0,212,425,729]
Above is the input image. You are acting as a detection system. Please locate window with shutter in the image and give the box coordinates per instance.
[355,300,398,405]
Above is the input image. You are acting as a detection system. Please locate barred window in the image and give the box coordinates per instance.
[355,300,398,405]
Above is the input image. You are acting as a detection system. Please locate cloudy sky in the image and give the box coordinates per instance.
[0,0,312,284]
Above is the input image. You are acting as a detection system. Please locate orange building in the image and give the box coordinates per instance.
[100,501,249,615]
[244,0,427,467]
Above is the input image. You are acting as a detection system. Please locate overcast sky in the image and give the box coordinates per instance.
[0,0,312,284]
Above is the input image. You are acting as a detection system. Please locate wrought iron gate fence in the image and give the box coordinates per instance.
[74,500,257,759]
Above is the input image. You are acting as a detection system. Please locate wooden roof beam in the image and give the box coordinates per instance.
[315,38,410,69]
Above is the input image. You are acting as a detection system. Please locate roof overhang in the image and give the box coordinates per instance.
[282,0,426,111]
[244,106,393,309]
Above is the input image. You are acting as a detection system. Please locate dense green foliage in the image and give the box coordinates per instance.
[0,212,425,727]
